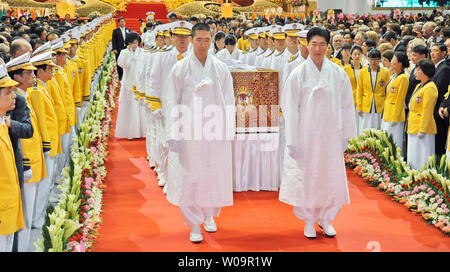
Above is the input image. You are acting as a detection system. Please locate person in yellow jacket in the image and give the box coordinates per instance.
[29,51,60,231]
[356,48,391,135]
[380,51,410,153]
[67,30,84,126]
[407,59,438,169]
[344,45,365,134]
[6,52,46,252]
[0,63,24,252]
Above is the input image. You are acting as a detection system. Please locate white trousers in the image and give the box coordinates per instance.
[146,107,155,167]
[0,234,14,252]
[33,154,56,229]
[76,107,82,130]
[293,205,342,224]
[179,206,221,228]
[16,182,38,252]
[358,112,382,135]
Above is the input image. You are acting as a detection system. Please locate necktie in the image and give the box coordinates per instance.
[177,54,183,61]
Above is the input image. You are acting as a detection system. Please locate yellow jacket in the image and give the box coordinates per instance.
[28,81,61,157]
[66,58,82,107]
[382,72,409,123]
[237,37,250,52]
[407,81,438,135]
[46,78,70,136]
[53,66,77,127]
[344,63,366,106]
[356,66,391,114]
[15,87,47,183]
[0,121,24,235]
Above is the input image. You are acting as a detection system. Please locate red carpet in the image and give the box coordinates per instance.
[117,2,169,32]
[93,105,450,252]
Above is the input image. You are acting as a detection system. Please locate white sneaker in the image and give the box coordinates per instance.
[319,221,336,237]
[204,217,217,233]
[190,226,203,243]
[304,222,316,239]
[158,177,166,187]
[163,184,167,194]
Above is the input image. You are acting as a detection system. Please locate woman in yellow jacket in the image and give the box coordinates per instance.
[0,65,24,252]
[356,48,391,135]
[344,45,365,132]
[380,51,410,153]
[406,59,438,169]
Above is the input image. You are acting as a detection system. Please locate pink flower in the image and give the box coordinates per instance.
[444,209,449,213]
[437,198,443,204]
[88,198,94,204]
[441,204,447,209]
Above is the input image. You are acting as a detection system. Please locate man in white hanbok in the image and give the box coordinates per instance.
[148,21,193,192]
[162,23,235,243]
[280,27,357,239]
[115,32,146,139]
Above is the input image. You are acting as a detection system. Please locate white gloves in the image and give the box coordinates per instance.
[153,108,162,119]
[24,169,33,181]
[287,145,300,159]
[167,139,180,153]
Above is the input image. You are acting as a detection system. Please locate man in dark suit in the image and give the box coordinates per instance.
[431,43,450,155]
[384,31,407,53]
[112,17,130,80]
[6,39,34,189]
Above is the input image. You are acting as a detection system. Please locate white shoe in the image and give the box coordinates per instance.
[204,217,217,233]
[190,227,203,243]
[304,222,316,239]
[158,178,166,187]
[163,184,167,194]
[319,221,336,237]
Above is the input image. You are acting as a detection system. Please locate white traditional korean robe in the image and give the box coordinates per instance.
[280,57,357,222]
[115,47,146,138]
[163,53,235,208]
[215,47,242,61]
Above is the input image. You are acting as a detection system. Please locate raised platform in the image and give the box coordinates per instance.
[117,2,169,33]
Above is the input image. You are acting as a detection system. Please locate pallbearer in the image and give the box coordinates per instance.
[163,23,235,243]
[280,27,356,239]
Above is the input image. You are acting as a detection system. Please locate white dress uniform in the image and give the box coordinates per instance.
[148,21,193,188]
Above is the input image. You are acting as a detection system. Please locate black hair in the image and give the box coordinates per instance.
[364,39,377,49]
[341,42,352,51]
[124,31,141,45]
[30,39,45,50]
[13,23,23,31]
[35,64,49,73]
[443,27,450,39]
[368,48,382,59]
[8,69,24,80]
[382,49,394,62]
[417,58,436,78]
[412,45,429,57]
[191,23,211,38]
[306,27,330,44]
[394,51,410,69]
[383,30,397,41]
[118,17,125,23]
[224,34,237,46]
[189,16,199,22]
[350,45,363,54]
[146,22,153,28]
[432,42,447,53]
[214,31,226,53]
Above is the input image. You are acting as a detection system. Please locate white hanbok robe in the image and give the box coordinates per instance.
[115,47,146,138]
[163,53,235,207]
[280,57,356,220]
[215,47,242,61]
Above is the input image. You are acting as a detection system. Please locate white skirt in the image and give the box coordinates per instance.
[407,133,435,169]
[115,86,146,139]
[358,112,382,135]
[381,121,405,153]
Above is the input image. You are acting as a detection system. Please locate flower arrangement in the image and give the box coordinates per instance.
[345,129,450,236]
[34,50,119,252]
